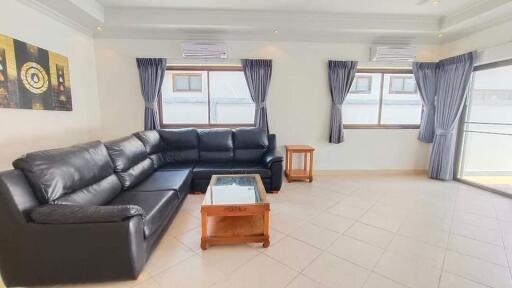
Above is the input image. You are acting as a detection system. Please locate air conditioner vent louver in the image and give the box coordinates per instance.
[370,46,416,62]
[182,42,227,59]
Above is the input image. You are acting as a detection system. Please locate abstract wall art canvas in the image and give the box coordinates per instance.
[0,33,72,111]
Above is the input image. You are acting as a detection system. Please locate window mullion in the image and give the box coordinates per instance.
[377,73,385,125]
[207,71,211,126]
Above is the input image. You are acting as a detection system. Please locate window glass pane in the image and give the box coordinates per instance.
[162,71,208,124]
[174,75,190,91]
[381,74,422,124]
[343,73,381,124]
[189,75,202,91]
[458,64,512,195]
[209,71,255,124]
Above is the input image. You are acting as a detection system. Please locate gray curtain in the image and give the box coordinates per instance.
[413,62,437,143]
[136,58,167,130]
[241,59,272,133]
[328,60,358,144]
[429,52,474,180]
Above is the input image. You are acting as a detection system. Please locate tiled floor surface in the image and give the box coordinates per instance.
[5,174,512,288]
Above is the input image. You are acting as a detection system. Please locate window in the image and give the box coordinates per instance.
[172,73,202,92]
[350,75,372,93]
[343,71,422,127]
[456,60,512,195]
[160,67,255,127]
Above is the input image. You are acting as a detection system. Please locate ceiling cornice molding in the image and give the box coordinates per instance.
[17,0,95,36]
[441,0,511,29]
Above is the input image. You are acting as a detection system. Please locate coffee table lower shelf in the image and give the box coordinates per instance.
[200,214,269,250]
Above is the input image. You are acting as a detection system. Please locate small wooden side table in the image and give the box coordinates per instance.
[285,145,315,182]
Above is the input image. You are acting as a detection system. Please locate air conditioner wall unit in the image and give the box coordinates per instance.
[182,42,227,59]
[370,46,416,62]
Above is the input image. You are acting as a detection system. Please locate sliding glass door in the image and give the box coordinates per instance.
[456,61,512,195]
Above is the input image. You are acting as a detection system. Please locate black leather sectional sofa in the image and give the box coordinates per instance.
[0,128,282,287]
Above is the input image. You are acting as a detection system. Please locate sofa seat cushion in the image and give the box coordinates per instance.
[231,163,271,178]
[160,162,196,171]
[129,170,192,198]
[192,163,232,179]
[109,190,179,238]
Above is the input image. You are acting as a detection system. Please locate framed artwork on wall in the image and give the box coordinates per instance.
[0,33,72,111]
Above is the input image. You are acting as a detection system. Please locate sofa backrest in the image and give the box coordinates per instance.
[159,129,199,163]
[232,128,269,162]
[198,129,234,162]
[104,136,154,189]
[133,130,166,168]
[12,141,121,205]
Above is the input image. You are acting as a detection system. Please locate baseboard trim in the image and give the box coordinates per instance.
[315,169,427,176]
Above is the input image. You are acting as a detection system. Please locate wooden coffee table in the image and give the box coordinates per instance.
[200,174,270,250]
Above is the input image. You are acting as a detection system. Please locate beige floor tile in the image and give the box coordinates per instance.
[363,273,407,288]
[387,235,446,267]
[327,235,384,269]
[398,220,449,248]
[451,221,503,246]
[439,272,489,288]
[374,251,442,288]
[444,251,512,288]
[264,236,321,271]
[167,212,200,237]
[289,222,340,249]
[308,212,354,233]
[285,274,326,288]
[211,254,298,288]
[453,211,500,230]
[153,255,226,288]
[359,210,404,232]
[448,234,508,267]
[345,222,394,248]
[328,202,368,220]
[143,237,195,276]
[131,279,160,288]
[272,213,307,234]
[198,244,260,274]
[303,253,370,288]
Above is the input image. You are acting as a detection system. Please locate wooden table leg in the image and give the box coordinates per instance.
[263,210,270,248]
[200,211,208,250]
[309,151,314,182]
[287,151,293,182]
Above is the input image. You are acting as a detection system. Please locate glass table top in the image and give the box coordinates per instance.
[208,175,264,205]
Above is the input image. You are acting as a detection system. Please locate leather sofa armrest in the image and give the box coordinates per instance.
[262,151,284,168]
[30,204,145,224]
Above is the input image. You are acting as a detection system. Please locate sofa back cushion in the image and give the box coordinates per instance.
[134,130,166,168]
[159,129,199,163]
[12,141,121,205]
[104,136,154,189]
[233,128,269,162]
[198,129,234,162]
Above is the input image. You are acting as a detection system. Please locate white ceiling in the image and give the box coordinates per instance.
[22,0,512,44]
[97,0,479,16]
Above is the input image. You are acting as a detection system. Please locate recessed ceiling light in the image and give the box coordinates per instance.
[432,0,440,4]
[437,33,444,38]
[273,29,279,35]
[96,26,104,32]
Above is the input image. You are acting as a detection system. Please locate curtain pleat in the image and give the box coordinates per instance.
[241,59,272,133]
[413,62,437,143]
[328,60,358,144]
[136,58,167,130]
[428,52,474,180]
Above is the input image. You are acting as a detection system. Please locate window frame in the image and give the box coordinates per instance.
[388,75,418,94]
[172,72,203,92]
[159,65,255,129]
[344,69,421,129]
[350,75,372,94]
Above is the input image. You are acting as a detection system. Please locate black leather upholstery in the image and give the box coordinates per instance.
[134,131,167,169]
[198,129,234,162]
[130,170,192,199]
[193,163,232,179]
[233,128,269,162]
[0,127,283,286]
[31,204,145,224]
[109,190,179,238]
[105,136,154,189]
[159,129,199,163]
[13,141,119,205]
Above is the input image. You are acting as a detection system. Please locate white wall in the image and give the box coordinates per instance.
[95,39,437,170]
[0,0,102,170]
